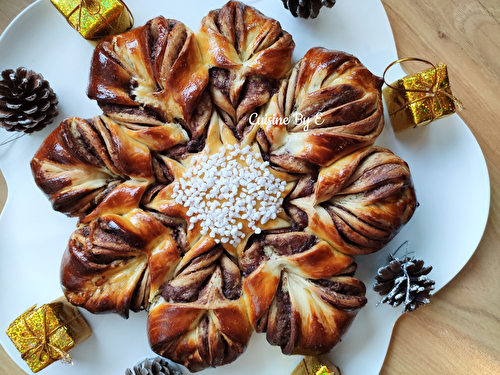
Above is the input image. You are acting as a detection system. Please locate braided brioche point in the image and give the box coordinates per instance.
[257,47,384,172]
[30,115,189,219]
[290,146,417,255]
[197,1,295,138]
[241,232,366,355]
[88,16,209,126]
[148,241,253,372]
[61,207,181,318]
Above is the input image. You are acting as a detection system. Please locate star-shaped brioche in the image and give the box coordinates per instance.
[30,1,417,371]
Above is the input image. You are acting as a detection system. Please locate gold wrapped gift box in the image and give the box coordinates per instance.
[383,61,464,132]
[291,356,343,375]
[6,297,92,373]
[50,0,133,40]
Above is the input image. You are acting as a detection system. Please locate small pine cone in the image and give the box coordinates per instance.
[282,0,336,19]
[125,357,183,375]
[0,67,58,134]
[374,256,435,313]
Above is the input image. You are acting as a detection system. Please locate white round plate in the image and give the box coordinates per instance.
[0,1,490,374]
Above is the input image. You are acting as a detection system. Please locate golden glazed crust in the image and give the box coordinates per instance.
[60,208,180,318]
[87,16,209,125]
[257,47,384,172]
[197,1,295,137]
[30,115,188,219]
[29,1,417,371]
[290,146,418,255]
[241,233,366,355]
[147,246,253,372]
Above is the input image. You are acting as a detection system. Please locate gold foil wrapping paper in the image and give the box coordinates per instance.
[291,356,342,375]
[383,60,464,132]
[6,297,92,373]
[50,0,133,40]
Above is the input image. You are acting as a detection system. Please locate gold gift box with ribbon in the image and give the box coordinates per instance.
[382,59,464,132]
[50,0,133,40]
[6,297,92,373]
[291,356,343,375]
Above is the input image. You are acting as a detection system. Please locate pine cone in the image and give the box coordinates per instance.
[374,256,435,313]
[282,0,336,19]
[0,67,58,134]
[125,357,183,375]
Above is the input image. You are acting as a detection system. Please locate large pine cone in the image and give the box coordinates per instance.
[282,0,336,19]
[0,67,58,133]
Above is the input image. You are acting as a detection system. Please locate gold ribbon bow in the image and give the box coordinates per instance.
[291,356,342,375]
[7,298,92,372]
[313,365,335,375]
[53,0,134,40]
[67,0,104,32]
[18,305,74,366]
[383,57,464,126]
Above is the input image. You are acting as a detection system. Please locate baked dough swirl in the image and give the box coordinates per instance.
[257,47,385,173]
[197,1,295,138]
[87,16,209,126]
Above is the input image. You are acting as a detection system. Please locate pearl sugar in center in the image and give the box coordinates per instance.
[171,144,286,247]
